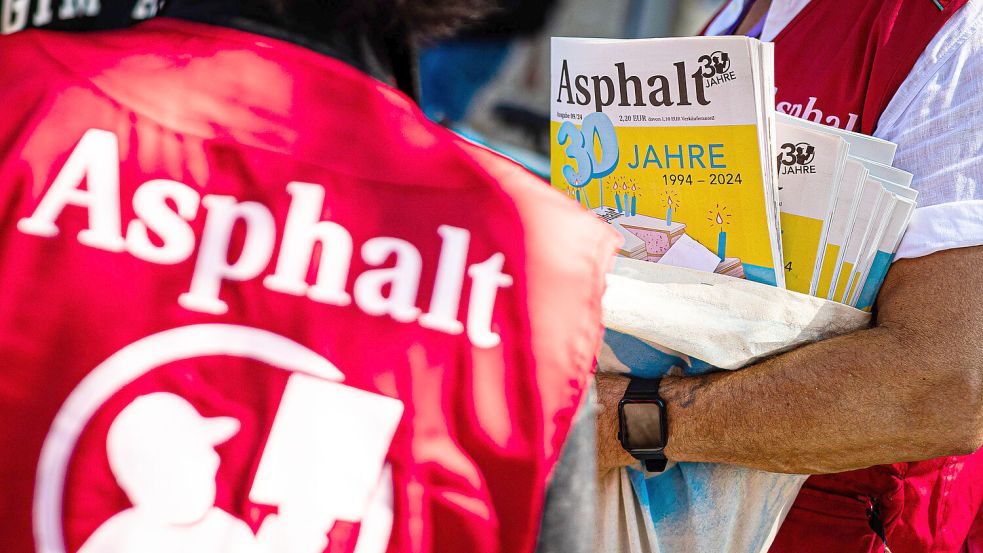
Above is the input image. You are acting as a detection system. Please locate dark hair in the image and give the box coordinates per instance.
[258,0,499,43]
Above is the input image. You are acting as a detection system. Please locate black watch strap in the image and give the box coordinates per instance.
[619,376,669,472]
[644,458,668,472]
[625,376,662,398]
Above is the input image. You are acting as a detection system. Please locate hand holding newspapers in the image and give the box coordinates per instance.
[551,36,915,310]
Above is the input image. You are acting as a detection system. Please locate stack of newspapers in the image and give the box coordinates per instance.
[550,36,914,310]
[775,113,914,311]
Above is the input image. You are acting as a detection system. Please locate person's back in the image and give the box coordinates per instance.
[0,14,616,553]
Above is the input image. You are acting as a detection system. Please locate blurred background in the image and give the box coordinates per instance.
[418,0,728,177]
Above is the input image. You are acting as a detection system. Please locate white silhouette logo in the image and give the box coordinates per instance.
[78,393,257,553]
[34,325,403,553]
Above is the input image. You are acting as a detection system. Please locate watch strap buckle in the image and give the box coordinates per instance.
[644,458,668,473]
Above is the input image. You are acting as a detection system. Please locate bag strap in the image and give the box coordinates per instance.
[866,499,893,553]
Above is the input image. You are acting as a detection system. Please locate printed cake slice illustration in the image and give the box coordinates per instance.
[613,225,649,259]
[593,208,686,261]
[715,257,746,279]
[618,214,687,258]
[594,207,646,259]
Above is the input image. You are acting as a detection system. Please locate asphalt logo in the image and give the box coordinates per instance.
[778,142,818,175]
[779,142,816,166]
[699,51,731,78]
[698,51,736,88]
[35,324,403,553]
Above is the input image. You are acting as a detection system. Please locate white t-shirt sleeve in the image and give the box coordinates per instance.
[875,0,983,260]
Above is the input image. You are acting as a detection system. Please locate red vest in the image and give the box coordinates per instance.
[0,18,617,553]
[728,1,983,551]
[772,0,967,135]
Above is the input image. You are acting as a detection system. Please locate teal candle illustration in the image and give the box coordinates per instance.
[666,196,674,225]
[715,212,727,260]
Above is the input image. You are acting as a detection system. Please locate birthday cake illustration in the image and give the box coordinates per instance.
[595,207,746,279]
[595,207,685,262]
[715,258,746,279]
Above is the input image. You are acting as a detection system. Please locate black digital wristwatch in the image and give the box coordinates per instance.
[617,377,669,472]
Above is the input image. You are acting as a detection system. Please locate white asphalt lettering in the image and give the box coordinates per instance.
[17,128,126,252]
[466,253,514,349]
[776,94,860,132]
[126,179,200,265]
[354,238,424,324]
[263,182,353,307]
[418,225,470,335]
[178,196,277,315]
[19,129,514,348]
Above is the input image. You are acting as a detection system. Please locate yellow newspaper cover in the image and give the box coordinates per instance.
[550,36,784,287]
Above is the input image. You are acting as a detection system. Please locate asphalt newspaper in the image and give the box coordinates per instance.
[550,36,783,287]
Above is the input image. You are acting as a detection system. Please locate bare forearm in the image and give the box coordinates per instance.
[663,327,959,473]
[663,249,983,474]
[597,248,983,475]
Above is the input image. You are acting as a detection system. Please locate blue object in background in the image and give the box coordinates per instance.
[419,41,512,124]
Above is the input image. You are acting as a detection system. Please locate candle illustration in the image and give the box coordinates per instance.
[615,191,623,213]
[622,179,638,215]
[666,195,674,225]
[716,212,727,261]
[708,205,731,261]
[631,194,637,216]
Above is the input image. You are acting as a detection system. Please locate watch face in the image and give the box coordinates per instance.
[621,400,666,451]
